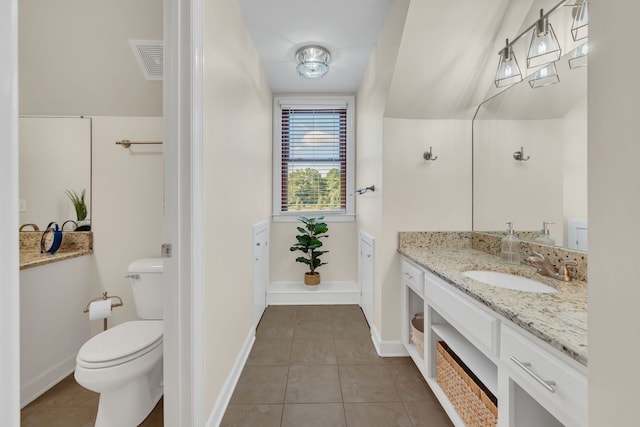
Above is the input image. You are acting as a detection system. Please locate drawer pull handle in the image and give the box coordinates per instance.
[510,356,556,393]
[404,272,414,280]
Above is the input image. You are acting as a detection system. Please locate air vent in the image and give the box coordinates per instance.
[129,40,163,81]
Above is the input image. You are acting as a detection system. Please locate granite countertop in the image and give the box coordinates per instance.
[399,243,587,366]
[20,249,93,270]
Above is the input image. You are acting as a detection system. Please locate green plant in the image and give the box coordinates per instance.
[65,189,87,221]
[289,215,329,274]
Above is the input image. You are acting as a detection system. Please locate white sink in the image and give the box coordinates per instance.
[462,270,557,293]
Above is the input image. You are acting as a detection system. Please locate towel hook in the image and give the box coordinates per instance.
[513,147,530,161]
[423,147,438,161]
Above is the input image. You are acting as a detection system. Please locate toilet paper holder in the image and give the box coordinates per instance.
[83,291,124,331]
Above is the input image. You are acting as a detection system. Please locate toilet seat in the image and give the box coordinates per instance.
[77,321,163,369]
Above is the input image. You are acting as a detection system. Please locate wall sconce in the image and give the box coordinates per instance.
[513,147,530,161]
[295,45,331,78]
[527,9,562,68]
[571,0,589,41]
[495,39,523,88]
[529,62,560,88]
[423,147,438,161]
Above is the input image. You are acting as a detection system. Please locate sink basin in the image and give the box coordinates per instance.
[462,270,557,293]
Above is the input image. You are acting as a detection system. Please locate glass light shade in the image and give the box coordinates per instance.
[528,62,560,89]
[495,45,523,88]
[571,0,589,41]
[527,14,561,68]
[569,42,588,69]
[295,46,331,78]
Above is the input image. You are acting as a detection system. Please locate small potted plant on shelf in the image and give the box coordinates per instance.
[289,215,329,289]
[65,189,90,231]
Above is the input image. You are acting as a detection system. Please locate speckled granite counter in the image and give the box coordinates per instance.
[398,232,587,366]
[20,231,93,270]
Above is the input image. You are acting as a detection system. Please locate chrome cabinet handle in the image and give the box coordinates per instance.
[403,272,413,280]
[510,356,556,393]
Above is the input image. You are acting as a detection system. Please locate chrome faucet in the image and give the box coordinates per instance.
[526,252,576,282]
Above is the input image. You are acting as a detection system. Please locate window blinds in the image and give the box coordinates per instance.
[280,108,347,212]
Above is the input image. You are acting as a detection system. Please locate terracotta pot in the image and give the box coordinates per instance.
[304,272,321,287]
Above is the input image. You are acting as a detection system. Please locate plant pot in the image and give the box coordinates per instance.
[304,272,320,289]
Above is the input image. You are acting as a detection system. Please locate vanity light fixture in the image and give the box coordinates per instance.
[295,45,331,78]
[571,0,588,41]
[527,9,562,68]
[495,39,523,88]
[569,42,588,69]
[528,62,560,89]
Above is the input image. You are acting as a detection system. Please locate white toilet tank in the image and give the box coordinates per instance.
[128,258,164,320]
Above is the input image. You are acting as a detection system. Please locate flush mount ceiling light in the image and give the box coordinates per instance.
[528,62,560,89]
[569,42,588,69]
[494,39,523,88]
[527,9,562,68]
[571,0,589,41]
[295,45,331,78]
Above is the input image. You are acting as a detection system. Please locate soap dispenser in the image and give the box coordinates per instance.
[534,222,556,246]
[501,222,521,265]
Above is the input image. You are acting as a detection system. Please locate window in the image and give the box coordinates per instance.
[273,97,355,221]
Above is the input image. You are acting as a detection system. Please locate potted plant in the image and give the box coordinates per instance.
[65,189,90,230]
[289,215,329,289]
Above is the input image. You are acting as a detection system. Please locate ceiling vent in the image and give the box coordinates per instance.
[129,40,163,81]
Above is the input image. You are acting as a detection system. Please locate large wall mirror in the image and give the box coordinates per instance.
[19,116,91,230]
[473,45,587,251]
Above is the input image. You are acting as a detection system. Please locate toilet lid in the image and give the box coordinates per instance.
[78,321,163,367]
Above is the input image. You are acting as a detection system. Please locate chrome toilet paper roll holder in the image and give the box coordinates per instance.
[83,291,124,331]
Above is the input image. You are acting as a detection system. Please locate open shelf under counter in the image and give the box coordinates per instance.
[424,376,467,427]
[431,323,498,396]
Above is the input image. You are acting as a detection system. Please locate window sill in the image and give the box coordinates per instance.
[272,213,355,223]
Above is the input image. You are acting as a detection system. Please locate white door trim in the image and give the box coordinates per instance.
[0,0,21,423]
[163,0,204,424]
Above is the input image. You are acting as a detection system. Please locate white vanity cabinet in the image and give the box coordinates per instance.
[400,256,587,427]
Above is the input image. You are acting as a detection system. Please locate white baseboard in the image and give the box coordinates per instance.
[370,324,409,357]
[267,281,360,305]
[21,354,77,408]
[206,327,256,427]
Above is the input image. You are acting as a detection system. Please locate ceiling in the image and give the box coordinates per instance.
[238,0,394,94]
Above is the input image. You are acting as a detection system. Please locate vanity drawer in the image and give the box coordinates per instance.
[501,325,587,425]
[424,273,497,354]
[401,259,424,296]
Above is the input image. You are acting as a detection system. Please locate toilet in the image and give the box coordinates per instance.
[75,258,164,427]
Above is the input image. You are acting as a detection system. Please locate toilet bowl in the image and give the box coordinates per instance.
[75,258,164,427]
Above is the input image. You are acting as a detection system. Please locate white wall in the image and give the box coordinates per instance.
[90,116,163,335]
[588,1,640,425]
[270,222,357,282]
[19,0,162,116]
[562,94,588,226]
[379,118,472,340]
[202,0,272,415]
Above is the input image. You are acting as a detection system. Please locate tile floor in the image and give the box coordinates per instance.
[221,304,453,427]
[20,305,452,426]
[20,373,163,427]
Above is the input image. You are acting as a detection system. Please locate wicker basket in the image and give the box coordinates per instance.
[410,313,424,358]
[436,341,497,427]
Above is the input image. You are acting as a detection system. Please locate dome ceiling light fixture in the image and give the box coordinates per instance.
[295,45,331,78]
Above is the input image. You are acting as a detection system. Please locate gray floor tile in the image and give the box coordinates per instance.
[403,400,454,426]
[344,402,413,427]
[230,365,289,404]
[246,336,292,366]
[389,362,434,402]
[339,364,402,403]
[220,404,283,427]
[334,337,383,364]
[294,318,334,339]
[282,403,347,427]
[285,365,342,403]
[290,337,337,365]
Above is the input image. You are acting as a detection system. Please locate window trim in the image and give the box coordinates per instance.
[272,96,355,222]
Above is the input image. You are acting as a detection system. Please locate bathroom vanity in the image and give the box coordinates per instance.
[399,232,587,427]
